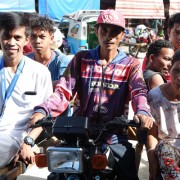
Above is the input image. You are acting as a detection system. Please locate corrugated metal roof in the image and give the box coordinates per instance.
[115,0,164,19]
[169,0,180,15]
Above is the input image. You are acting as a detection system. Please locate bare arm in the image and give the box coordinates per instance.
[149,74,165,90]
[16,113,46,165]
[147,123,159,180]
[129,58,154,128]
[19,127,43,164]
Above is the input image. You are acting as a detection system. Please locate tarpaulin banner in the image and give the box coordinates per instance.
[39,0,100,22]
[0,0,35,12]
[115,0,164,19]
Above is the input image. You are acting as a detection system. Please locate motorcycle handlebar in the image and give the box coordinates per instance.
[30,115,140,129]
[30,115,141,144]
[104,116,140,128]
[30,116,54,128]
[93,115,141,144]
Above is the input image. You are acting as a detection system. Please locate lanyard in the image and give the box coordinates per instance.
[0,56,25,117]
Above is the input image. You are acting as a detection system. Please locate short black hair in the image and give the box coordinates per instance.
[172,49,180,65]
[30,14,55,34]
[146,39,174,62]
[0,12,30,37]
[168,12,180,29]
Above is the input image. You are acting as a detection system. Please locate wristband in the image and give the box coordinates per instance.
[24,135,35,147]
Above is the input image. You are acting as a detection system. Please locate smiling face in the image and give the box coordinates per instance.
[30,27,54,55]
[150,48,174,78]
[0,27,28,62]
[95,24,125,52]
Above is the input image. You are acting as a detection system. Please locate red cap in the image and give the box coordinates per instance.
[96,9,125,29]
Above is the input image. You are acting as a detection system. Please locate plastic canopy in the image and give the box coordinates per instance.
[0,0,35,12]
[38,0,100,22]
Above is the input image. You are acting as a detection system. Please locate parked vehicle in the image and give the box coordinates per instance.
[129,25,155,56]
[121,25,158,57]
[58,10,100,54]
[32,115,140,180]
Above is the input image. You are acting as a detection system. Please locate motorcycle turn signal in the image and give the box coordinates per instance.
[91,154,107,170]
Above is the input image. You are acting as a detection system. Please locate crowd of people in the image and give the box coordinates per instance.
[0,9,179,180]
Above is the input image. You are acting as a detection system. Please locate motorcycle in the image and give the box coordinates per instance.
[32,116,140,180]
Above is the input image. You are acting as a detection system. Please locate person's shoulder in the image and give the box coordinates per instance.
[144,70,166,83]
[148,86,161,97]
[144,69,165,79]
[117,49,128,58]
[77,49,93,57]
[24,55,50,72]
[71,49,94,62]
[124,55,136,62]
[150,73,166,83]
[23,55,34,62]
[116,48,138,63]
[53,50,71,62]
[148,86,166,108]
[26,52,34,59]
[122,55,140,66]
[143,69,157,77]
[111,49,132,64]
[144,69,166,90]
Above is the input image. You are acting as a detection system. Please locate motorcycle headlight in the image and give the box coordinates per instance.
[47,147,83,173]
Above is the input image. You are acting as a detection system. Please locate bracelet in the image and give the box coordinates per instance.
[147,148,155,155]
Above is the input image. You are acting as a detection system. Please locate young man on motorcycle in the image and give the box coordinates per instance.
[29,9,153,179]
[0,12,53,168]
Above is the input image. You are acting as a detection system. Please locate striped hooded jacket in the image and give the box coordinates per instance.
[35,46,151,143]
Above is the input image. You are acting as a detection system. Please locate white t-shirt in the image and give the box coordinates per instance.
[148,86,180,150]
[0,55,53,145]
